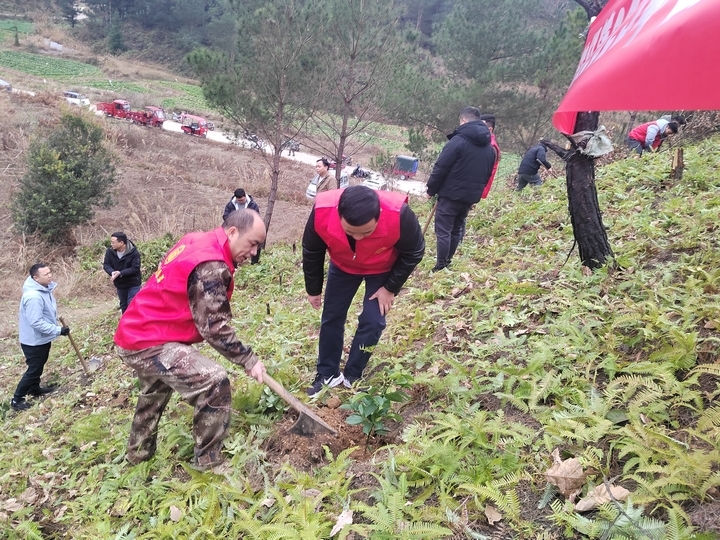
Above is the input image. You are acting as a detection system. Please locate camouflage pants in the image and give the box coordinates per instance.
[118,343,231,469]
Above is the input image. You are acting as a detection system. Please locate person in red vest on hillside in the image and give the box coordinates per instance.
[114,209,267,472]
[302,185,425,396]
[627,118,679,156]
[479,113,501,200]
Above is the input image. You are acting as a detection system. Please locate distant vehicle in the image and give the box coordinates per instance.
[172,111,183,123]
[96,99,131,119]
[0,79,11,92]
[328,155,352,170]
[389,155,419,180]
[362,175,388,191]
[129,106,165,127]
[281,138,300,153]
[181,114,209,137]
[207,121,215,131]
[243,131,266,150]
[351,164,370,178]
[306,173,349,200]
[64,91,90,106]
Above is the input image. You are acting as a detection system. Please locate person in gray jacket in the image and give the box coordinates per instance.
[11,263,70,411]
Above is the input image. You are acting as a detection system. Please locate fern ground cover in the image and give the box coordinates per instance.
[1,138,720,538]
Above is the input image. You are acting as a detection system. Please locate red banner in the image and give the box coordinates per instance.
[553,0,720,134]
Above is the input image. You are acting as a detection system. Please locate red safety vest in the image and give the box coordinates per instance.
[628,121,663,149]
[481,133,501,199]
[114,227,235,350]
[314,189,406,275]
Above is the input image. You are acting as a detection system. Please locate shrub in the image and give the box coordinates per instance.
[12,112,117,245]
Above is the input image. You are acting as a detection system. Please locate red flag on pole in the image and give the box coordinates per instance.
[553,0,720,134]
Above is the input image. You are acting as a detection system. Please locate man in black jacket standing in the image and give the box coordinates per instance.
[103,232,142,314]
[516,142,553,191]
[223,188,262,264]
[426,107,495,272]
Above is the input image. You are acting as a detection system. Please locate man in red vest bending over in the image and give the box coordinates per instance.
[114,209,267,472]
[627,118,679,156]
[302,185,425,396]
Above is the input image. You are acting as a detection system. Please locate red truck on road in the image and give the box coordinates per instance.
[96,100,165,127]
[96,99,131,118]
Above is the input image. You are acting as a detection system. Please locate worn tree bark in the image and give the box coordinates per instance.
[550,0,612,270]
[545,113,613,269]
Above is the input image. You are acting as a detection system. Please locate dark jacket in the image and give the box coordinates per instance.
[223,195,260,221]
[426,120,494,204]
[103,240,142,290]
[518,144,552,176]
[302,204,425,296]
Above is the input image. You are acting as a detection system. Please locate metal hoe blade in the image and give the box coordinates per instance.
[263,373,337,437]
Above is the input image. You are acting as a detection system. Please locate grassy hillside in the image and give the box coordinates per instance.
[1,136,720,538]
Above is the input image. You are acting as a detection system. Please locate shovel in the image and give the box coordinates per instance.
[263,374,337,436]
[59,317,102,375]
[422,200,437,236]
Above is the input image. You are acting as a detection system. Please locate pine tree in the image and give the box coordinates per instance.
[12,113,117,245]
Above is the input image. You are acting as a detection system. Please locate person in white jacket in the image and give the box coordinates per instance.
[11,264,70,411]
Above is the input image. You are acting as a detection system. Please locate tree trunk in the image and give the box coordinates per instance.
[565,111,613,269]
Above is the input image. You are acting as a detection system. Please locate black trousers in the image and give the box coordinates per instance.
[317,264,388,380]
[14,342,52,400]
[434,197,472,267]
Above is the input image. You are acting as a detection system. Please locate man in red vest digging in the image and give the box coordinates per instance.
[302,185,425,396]
[627,118,679,156]
[114,209,267,471]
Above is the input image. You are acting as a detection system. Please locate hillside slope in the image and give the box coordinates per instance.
[1,135,720,537]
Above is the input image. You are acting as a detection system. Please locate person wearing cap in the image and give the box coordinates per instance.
[103,232,142,314]
[223,188,262,264]
[627,118,679,155]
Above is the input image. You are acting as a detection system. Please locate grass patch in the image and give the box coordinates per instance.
[0,50,102,78]
[83,79,151,94]
[0,19,33,42]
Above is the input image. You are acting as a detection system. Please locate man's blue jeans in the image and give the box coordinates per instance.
[118,285,141,313]
[317,263,388,380]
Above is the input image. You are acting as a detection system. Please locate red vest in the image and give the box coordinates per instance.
[314,189,406,275]
[114,227,235,350]
[628,121,663,149]
[481,133,501,199]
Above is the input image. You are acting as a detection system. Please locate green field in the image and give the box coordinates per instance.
[0,50,102,79]
[0,19,33,42]
[83,79,150,94]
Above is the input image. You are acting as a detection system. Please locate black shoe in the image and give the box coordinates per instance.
[431,264,446,273]
[10,398,32,411]
[29,385,57,397]
[306,372,345,396]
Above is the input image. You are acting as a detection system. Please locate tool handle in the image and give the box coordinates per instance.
[263,373,304,414]
[59,317,90,376]
[422,201,438,236]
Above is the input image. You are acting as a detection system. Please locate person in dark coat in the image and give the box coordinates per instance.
[426,106,495,272]
[516,142,553,191]
[103,232,142,313]
[223,188,262,264]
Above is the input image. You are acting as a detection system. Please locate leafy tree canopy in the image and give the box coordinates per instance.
[12,113,117,245]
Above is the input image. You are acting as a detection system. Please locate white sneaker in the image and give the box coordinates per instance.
[306,372,345,396]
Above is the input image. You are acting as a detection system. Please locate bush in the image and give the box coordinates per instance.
[12,112,117,244]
